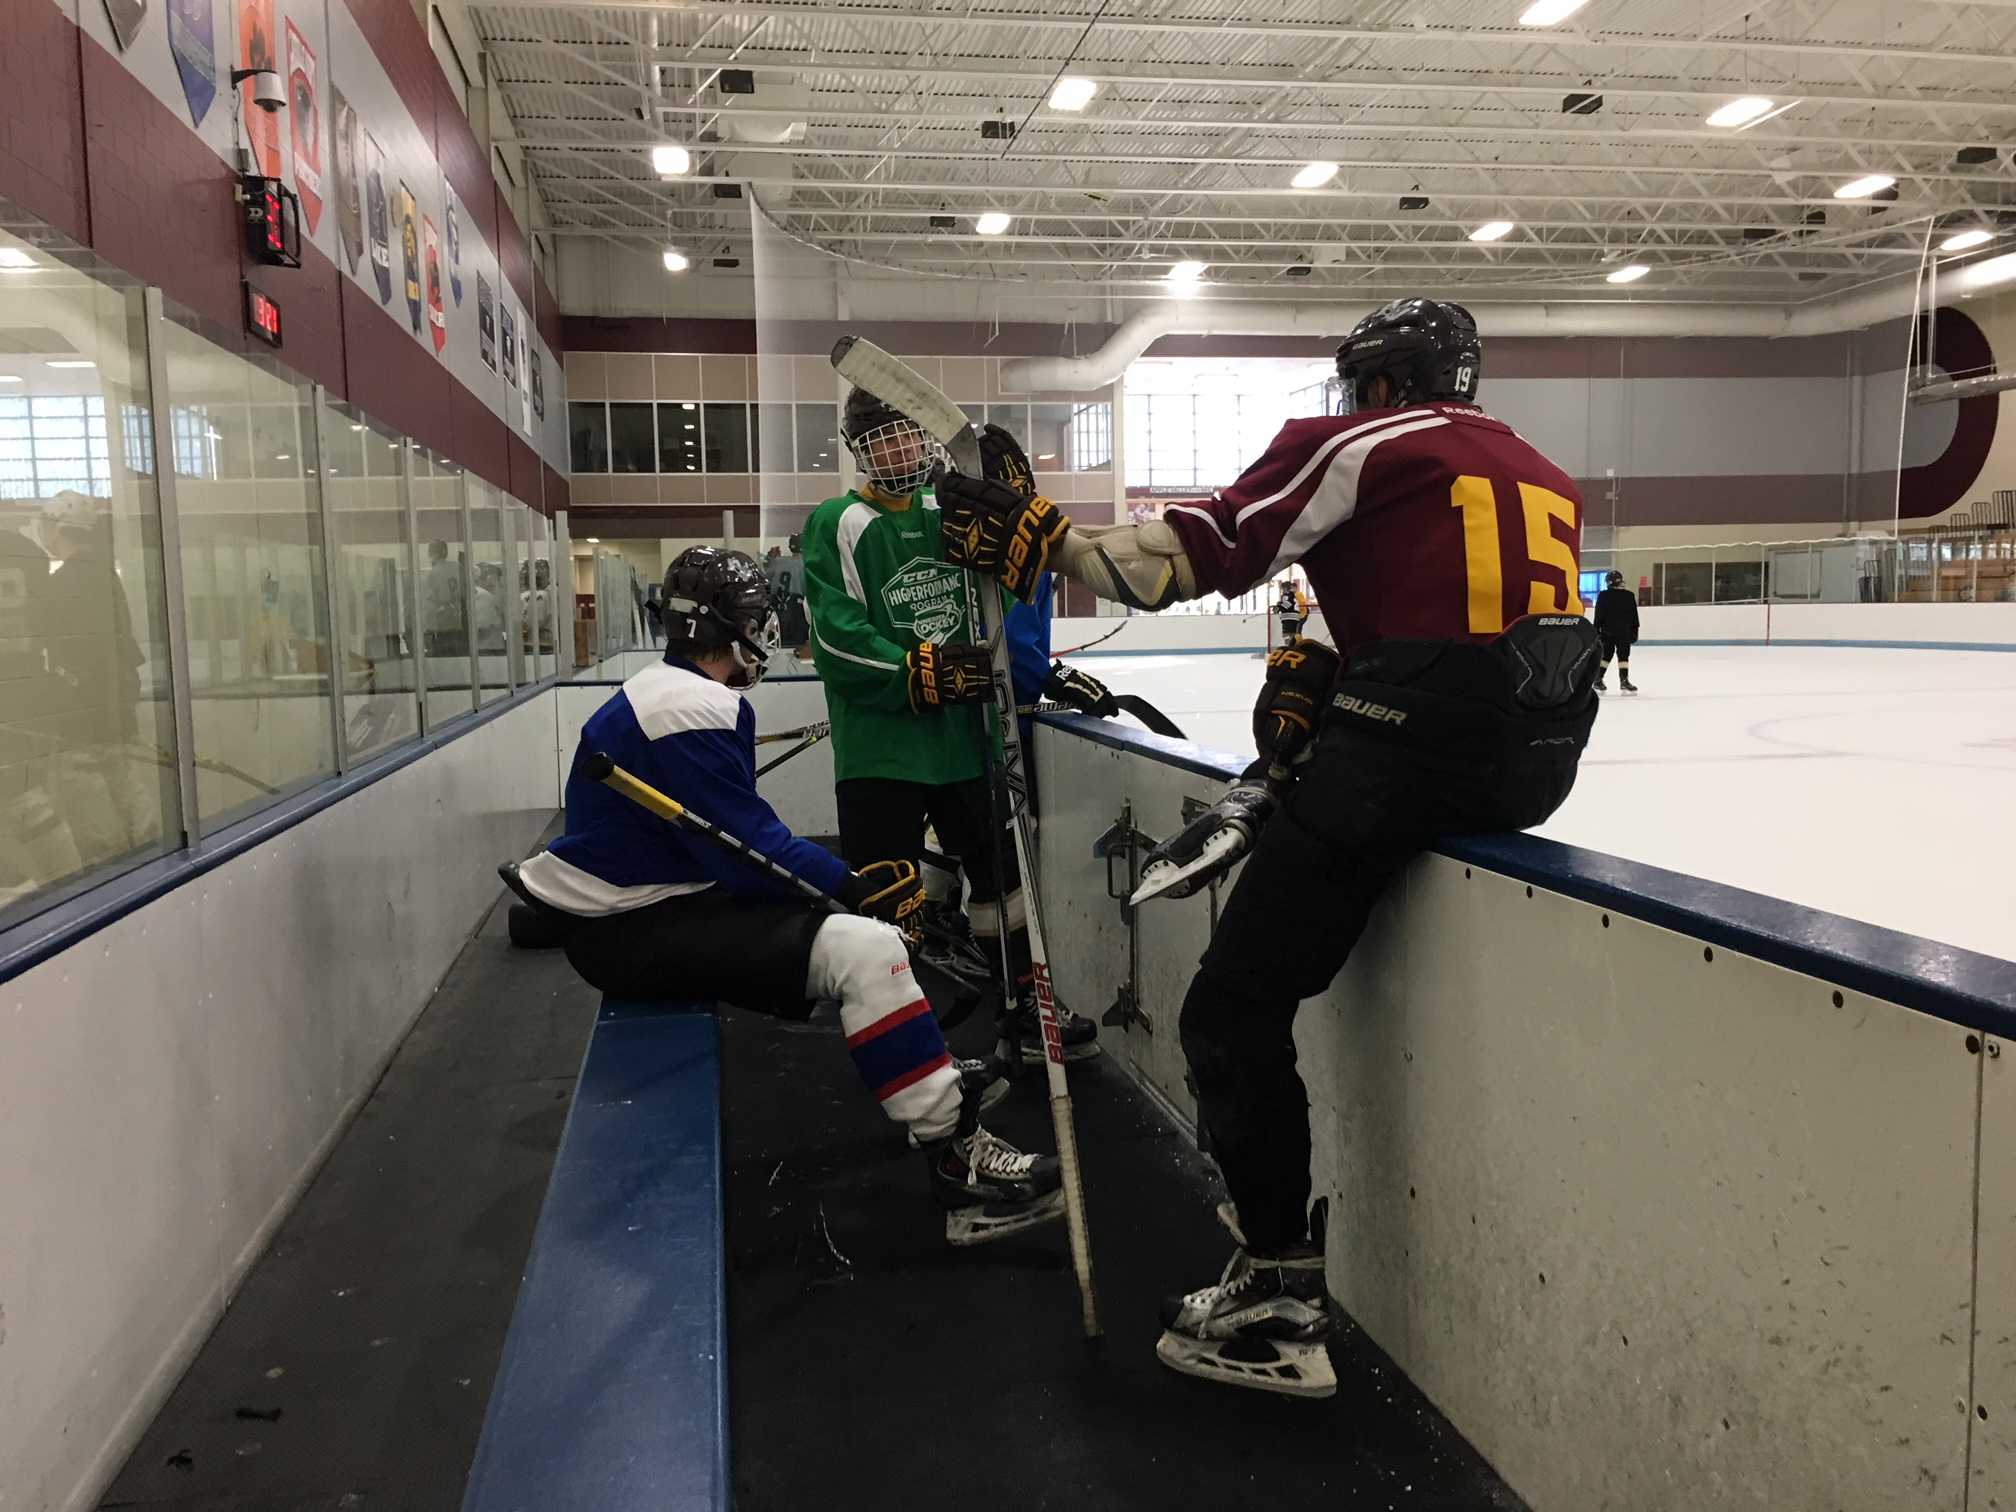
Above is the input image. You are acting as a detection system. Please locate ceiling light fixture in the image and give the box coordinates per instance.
[662,248,690,272]
[651,145,691,177]
[1706,96,1775,129]
[0,375,22,384]
[1834,173,1896,200]
[1048,76,1098,111]
[46,359,96,369]
[1941,228,1994,253]
[0,248,35,271]
[1518,0,1590,26]
[1469,220,1515,242]
[1960,251,2016,290]
[1168,260,1206,281]
[1606,263,1651,284]
[1291,161,1339,190]
[586,537,600,544]
[975,211,1012,235]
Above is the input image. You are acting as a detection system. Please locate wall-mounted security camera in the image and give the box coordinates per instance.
[231,67,287,113]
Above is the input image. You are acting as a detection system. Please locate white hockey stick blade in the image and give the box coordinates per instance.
[830,336,982,474]
[1129,825,1247,906]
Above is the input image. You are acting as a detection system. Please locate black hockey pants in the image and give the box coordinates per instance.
[1181,697,1587,1256]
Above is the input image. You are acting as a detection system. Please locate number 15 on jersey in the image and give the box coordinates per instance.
[1449,475,1582,636]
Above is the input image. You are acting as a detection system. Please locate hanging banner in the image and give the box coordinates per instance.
[284,20,322,232]
[237,0,282,178]
[529,347,545,422]
[423,216,447,353]
[477,274,497,372]
[103,0,148,51]
[445,192,464,305]
[167,0,218,125]
[398,182,421,333]
[364,131,392,304]
[330,84,363,273]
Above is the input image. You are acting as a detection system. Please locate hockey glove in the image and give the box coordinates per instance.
[1130,781,1276,905]
[906,639,994,713]
[1042,661,1120,718]
[935,470,1069,604]
[1253,638,1342,778]
[979,422,1035,495]
[841,858,927,935]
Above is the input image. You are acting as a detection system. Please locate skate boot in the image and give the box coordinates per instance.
[913,899,998,995]
[998,989,1102,1066]
[905,1054,1010,1148]
[1618,671,1638,695]
[1155,1206,1336,1398]
[1594,674,1607,693]
[920,1088,1063,1246]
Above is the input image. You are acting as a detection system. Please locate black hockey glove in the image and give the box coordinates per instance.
[936,470,1069,605]
[1253,637,1342,777]
[1042,661,1120,718]
[906,639,994,713]
[841,858,926,935]
[979,422,1035,495]
[1130,781,1276,905]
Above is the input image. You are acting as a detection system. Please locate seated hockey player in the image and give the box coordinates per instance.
[509,545,1063,1247]
[933,297,1602,1393]
[800,389,1100,1069]
[1592,568,1640,694]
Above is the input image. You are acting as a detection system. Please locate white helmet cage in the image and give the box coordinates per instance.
[847,416,947,495]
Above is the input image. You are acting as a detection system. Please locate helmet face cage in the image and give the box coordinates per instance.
[1606,570,1625,588]
[848,416,946,494]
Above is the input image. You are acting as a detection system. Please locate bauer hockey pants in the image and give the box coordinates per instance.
[561,892,963,1142]
[1180,727,1582,1256]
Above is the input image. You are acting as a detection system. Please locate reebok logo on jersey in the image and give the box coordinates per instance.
[1333,693,1409,727]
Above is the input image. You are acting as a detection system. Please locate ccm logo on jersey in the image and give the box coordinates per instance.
[1332,693,1409,726]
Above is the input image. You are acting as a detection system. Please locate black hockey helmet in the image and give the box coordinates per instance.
[1606,569,1625,588]
[660,545,778,686]
[1335,298,1483,412]
[842,385,946,494]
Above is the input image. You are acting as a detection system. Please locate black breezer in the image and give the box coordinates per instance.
[836,775,1031,978]
[561,890,829,1014]
[1180,616,1600,1256]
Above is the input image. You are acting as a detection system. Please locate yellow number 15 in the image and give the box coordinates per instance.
[1449,475,1582,636]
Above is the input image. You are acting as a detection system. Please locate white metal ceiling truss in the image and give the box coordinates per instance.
[469,0,2016,302]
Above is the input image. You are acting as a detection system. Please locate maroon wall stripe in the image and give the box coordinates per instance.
[533,265,564,356]
[450,379,507,494]
[342,277,451,459]
[339,0,439,167]
[507,432,541,505]
[1898,306,1998,521]
[496,198,534,313]
[282,240,348,400]
[432,71,494,251]
[0,1,89,243]
[542,460,570,515]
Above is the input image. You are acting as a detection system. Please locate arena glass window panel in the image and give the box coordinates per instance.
[320,399,419,762]
[794,403,839,474]
[703,403,751,473]
[607,402,656,474]
[658,402,702,473]
[568,402,609,473]
[756,402,793,471]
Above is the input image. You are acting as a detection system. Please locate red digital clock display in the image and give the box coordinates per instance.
[244,282,283,348]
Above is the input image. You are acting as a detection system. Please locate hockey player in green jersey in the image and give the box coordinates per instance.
[802,387,1099,1069]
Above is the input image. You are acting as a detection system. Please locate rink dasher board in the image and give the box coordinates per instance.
[1032,710,2014,1512]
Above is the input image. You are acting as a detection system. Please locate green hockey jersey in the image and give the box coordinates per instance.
[801,486,1000,785]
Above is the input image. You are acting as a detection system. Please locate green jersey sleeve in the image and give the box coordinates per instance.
[802,499,913,712]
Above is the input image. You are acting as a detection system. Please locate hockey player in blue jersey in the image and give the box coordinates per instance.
[510,546,1063,1246]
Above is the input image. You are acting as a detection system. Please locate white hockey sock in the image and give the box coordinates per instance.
[806,914,961,1141]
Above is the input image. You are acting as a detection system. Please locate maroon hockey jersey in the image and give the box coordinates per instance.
[1162,403,1585,655]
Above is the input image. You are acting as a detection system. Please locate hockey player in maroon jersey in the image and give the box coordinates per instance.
[934,297,1602,1397]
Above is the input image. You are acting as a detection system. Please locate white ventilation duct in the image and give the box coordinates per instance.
[999,281,1925,393]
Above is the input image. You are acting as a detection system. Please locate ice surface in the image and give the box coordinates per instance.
[1080,645,2016,963]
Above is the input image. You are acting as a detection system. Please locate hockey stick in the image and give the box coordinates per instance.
[1051,621,1127,658]
[755,727,829,777]
[583,751,993,1025]
[756,719,831,745]
[832,334,1101,1340]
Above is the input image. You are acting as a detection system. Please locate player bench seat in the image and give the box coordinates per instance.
[461,998,728,1512]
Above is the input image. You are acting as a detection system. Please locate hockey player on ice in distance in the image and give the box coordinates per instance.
[509,546,1064,1247]
[933,297,1601,1394]
[800,388,1101,1072]
[1592,569,1640,694]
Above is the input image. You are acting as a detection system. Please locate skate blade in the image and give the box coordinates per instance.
[1154,1331,1337,1399]
[944,1189,1065,1247]
[1129,833,1238,906]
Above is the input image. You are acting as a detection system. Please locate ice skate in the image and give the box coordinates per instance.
[911,899,999,995]
[922,1097,1064,1246]
[1618,671,1638,695]
[1156,1207,1336,1398]
[1593,674,1607,693]
[997,992,1102,1066]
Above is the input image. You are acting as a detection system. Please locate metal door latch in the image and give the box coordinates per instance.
[1092,801,1156,1034]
